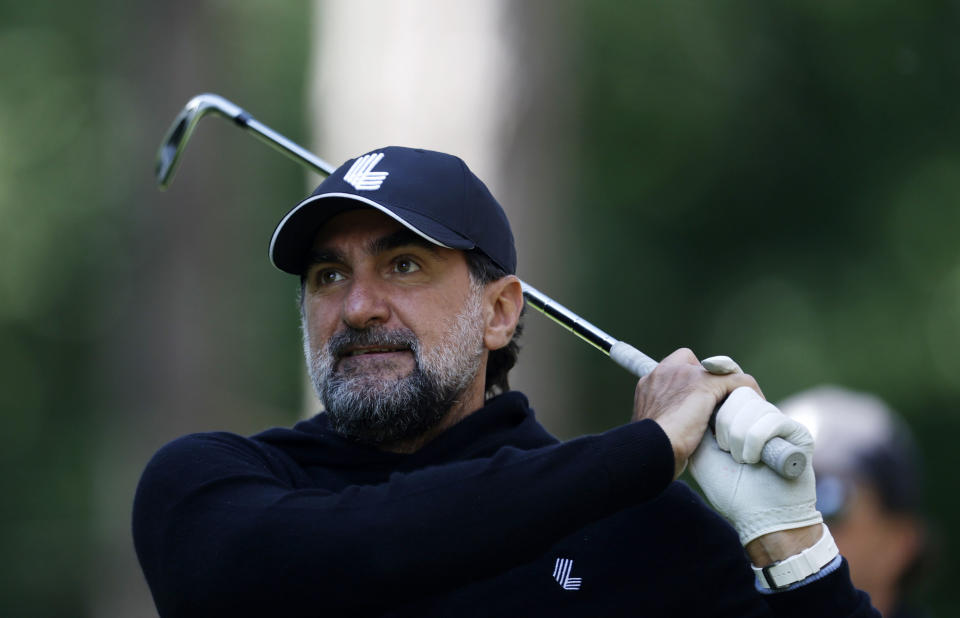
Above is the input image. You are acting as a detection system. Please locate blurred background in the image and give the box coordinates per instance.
[2,0,957,615]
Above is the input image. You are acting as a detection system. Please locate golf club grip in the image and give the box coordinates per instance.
[610,341,805,479]
[706,408,806,480]
[609,341,659,377]
[760,436,806,480]
[702,357,807,479]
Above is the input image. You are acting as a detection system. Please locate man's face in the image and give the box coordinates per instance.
[825,481,921,613]
[301,209,487,446]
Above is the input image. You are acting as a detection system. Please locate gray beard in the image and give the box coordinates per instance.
[303,285,485,445]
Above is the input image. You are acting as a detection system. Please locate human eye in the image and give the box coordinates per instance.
[392,257,422,274]
[314,268,346,287]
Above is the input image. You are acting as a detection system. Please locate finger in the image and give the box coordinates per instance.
[658,347,700,368]
[701,355,742,375]
[741,412,799,464]
[700,356,767,402]
[715,386,760,454]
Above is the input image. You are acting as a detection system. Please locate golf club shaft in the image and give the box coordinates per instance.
[520,282,659,377]
[245,116,336,177]
[521,282,807,481]
[155,93,805,480]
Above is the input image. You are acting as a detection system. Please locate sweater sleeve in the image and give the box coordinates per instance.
[763,559,879,618]
[132,419,675,617]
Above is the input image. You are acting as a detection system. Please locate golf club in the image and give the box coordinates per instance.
[154,92,806,480]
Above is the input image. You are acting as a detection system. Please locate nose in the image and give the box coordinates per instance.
[341,273,391,329]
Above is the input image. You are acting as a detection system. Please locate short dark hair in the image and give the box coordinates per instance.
[298,249,522,398]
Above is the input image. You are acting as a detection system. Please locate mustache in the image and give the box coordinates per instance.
[326,326,420,360]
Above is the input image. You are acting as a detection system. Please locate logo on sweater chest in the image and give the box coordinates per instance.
[553,558,582,590]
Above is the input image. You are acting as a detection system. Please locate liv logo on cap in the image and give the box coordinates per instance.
[343,153,389,191]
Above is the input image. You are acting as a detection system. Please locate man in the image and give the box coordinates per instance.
[780,386,930,618]
[133,146,878,616]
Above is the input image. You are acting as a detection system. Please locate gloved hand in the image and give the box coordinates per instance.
[689,386,822,546]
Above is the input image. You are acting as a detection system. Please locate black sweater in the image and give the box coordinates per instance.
[133,391,877,617]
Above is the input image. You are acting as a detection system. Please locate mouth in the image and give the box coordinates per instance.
[341,345,411,358]
[327,329,418,374]
[335,345,415,369]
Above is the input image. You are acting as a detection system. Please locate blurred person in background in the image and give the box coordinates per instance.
[780,386,931,618]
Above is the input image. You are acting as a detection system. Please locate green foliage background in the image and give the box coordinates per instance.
[0,2,313,615]
[571,4,959,614]
[0,1,955,615]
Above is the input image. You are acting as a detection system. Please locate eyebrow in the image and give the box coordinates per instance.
[306,229,442,267]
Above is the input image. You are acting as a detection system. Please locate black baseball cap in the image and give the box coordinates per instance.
[269,146,517,275]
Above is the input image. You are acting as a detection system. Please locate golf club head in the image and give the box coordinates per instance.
[155,93,246,190]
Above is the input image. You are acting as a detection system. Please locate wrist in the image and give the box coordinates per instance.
[749,524,840,590]
[651,418,697,480]
[746,523,824,567]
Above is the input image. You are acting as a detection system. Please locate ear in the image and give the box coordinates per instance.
[482,275,523,351]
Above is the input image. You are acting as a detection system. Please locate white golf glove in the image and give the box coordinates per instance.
[689,386,822,545]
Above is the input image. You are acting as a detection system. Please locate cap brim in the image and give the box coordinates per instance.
[269,192,476,274]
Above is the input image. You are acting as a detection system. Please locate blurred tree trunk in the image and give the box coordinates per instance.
[91,3,308,616]
[92,5,235,617]
[309,0,582,436]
